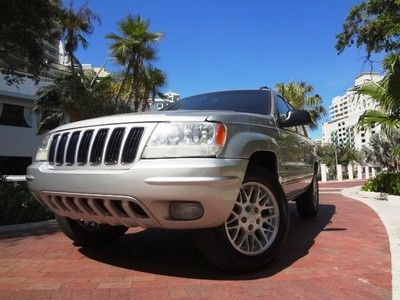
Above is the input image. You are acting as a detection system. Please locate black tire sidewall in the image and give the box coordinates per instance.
[56,215,128,245]
[297,172,319,217]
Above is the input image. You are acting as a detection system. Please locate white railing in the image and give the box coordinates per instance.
[319,164,377,182]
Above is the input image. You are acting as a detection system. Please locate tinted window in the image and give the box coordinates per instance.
[0,104,30,127]
[275,96,290,120]
[164,90,271,115]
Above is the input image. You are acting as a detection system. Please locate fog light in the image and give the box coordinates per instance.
[169,202,204,220]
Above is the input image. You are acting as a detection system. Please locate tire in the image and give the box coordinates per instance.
[195,167,290,272]
[296,172,319,218]
[56,215,128,246]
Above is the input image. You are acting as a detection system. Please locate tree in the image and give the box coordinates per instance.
[316,143,362,166]
[35,69,130,134]
[274,81,326,129]
[337,144,363,166]
[142,67,167,111]
[355,54,400,135]
[336,0,400,60]
[316,144,336,168]
[0,0,61,84]
[106,14,164,112]
[362,132,400,170]
[60,1,100,76]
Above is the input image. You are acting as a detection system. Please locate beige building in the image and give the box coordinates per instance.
[322,73,383,150]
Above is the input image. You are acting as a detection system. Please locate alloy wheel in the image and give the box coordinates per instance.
[225,181,280,256]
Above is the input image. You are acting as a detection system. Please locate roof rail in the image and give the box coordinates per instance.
[259,86,270,90]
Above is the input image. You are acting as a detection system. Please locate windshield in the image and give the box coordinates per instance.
[164,90,271,114]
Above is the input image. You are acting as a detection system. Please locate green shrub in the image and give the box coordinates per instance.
[0,182,54,226]
[362,172,400,196]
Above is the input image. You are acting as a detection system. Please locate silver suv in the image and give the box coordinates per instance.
[27,88,319,272]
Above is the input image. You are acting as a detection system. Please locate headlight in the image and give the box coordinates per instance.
[142,122,227,158]
[35,134,51,162]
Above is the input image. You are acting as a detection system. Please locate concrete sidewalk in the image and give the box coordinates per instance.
[342,186,400,300]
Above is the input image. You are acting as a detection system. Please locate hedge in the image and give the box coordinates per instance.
[362,172,400,196]
[0,182,54,226]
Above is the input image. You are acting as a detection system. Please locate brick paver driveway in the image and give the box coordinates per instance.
[0,180,391,299]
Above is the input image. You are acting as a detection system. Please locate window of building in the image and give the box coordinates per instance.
[0,156,32,175]
[0,104,31,127]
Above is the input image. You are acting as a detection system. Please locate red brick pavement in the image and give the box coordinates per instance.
[0,180,391,299]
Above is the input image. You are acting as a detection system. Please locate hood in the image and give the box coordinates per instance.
[52,110,275,132]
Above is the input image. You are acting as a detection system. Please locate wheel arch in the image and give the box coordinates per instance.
[247,150,279,177]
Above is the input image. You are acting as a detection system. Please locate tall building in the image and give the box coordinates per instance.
[322,73,383,150]
[0,42,59,175]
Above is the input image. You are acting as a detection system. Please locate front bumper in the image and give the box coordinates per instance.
[27,158,247,229]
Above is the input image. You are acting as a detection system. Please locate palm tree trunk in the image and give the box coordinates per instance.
[114,62,132,104]
[127,76,136,112]
[131,55,143,113]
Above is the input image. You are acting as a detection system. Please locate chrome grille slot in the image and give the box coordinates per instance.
[122,127,144,163]
[65,131,80,165]
[55,133,69,165]
[48,134,59,164]
[105,128,125,164]
[77,130,94,165]
[90,129,109,165]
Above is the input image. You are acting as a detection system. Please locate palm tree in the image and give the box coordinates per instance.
[337,144,362,165]
[60,1,100,75]
[35,69,130,134]
[275,81,326,129]
[142,67,167,111]
[362,132,400,171]
[356,54,400,136]
[106,14,163,111]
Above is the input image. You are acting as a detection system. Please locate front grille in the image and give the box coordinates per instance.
[55,133,69,165]
[122,127,144,163]
[48,126,144,167]
[65,131,80,165]
[105,128,125,164]
[48,134,59,164]
[90,129,108,165]
[77,130,94,165]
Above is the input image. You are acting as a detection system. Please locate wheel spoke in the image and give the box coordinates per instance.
[258,228,269,245]
[252,233,262,251]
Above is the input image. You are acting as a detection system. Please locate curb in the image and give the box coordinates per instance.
[342,186,400,300]
[0,219,58,235]
[356,189,400,205]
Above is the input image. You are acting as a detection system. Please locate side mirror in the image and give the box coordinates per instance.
[280,109,312,127]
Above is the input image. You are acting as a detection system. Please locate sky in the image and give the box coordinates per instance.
[70,0,384,139]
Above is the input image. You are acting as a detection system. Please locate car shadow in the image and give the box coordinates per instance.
[78,203,337,280]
